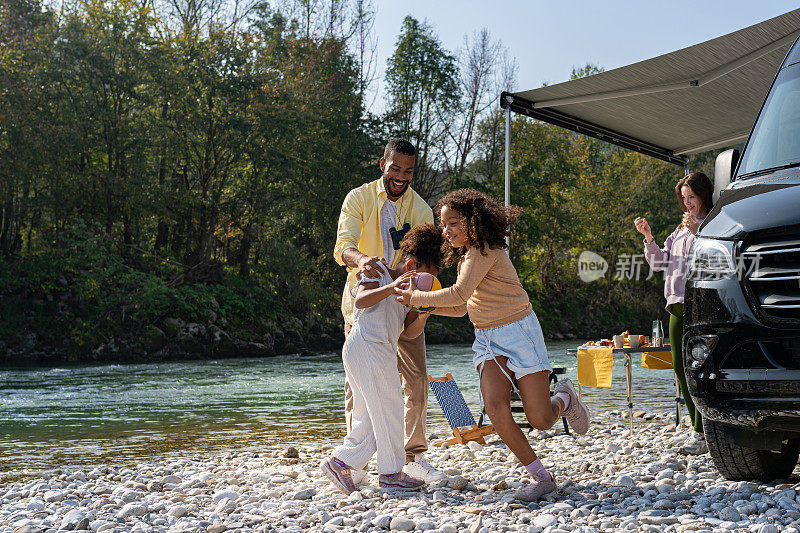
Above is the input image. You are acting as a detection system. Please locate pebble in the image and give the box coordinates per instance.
[448,475,469,490]
[390,516,416,531]
[207,521,227,533]
[212,489,239,502]
[168,504,188,517]
[615,475,635,487]
[292,488,315,500]
[372,515,392,528]
[284,446,300,458]
[117,502,147,519]
[2,413,799,533]
[532,514,557,528]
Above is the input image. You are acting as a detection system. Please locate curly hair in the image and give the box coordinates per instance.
[436,189,521,266]
[399,222,443,270]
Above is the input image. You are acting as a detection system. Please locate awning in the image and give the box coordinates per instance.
[501,9,800,166]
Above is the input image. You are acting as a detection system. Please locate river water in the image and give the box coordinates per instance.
[0,341,677,473]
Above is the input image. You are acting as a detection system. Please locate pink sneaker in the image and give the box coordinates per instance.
[555,378,591,435]
[378,471,425,491]
[320,456,357,494]
[514,472,557,502]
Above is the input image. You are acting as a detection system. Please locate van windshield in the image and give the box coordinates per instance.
[737,63,800,178]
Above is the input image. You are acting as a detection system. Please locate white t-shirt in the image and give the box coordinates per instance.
[380,199,398,266]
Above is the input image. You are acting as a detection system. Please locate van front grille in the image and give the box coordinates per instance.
[741,235,800,323]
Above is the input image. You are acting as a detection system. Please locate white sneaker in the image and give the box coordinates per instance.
[404,454,446,482]
[351,468,368,487]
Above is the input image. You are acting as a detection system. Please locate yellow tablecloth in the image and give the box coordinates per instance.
[577,347,613,387]
[641,350,673,369]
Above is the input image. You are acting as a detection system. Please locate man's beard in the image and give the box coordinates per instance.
[383,175,409,198]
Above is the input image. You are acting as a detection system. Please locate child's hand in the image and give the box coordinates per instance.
[390,270,416,291]
[394,274,416,307]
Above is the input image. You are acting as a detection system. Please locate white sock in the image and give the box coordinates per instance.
[555,391,571,410]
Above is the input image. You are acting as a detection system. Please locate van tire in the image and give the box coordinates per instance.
[704,419,800,481]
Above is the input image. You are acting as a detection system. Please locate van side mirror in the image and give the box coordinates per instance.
[713,148,740,203]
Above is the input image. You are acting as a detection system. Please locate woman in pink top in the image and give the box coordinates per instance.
[634,172,713,453]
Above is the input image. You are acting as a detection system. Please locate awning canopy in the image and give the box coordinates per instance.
[501,9,800,166]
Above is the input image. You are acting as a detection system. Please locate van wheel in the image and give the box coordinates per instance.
[704,419,800,481]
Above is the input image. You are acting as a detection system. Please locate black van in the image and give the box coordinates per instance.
[683,35,800,481]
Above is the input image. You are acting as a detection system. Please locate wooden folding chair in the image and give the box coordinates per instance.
[428,373,495,447]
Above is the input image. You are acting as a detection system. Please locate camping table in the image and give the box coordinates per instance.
[565,345,673,433]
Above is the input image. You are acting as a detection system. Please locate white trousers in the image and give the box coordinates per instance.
[333,327,405,474]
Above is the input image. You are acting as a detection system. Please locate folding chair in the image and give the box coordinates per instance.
[477,367,570,435]
[428,373,495,447]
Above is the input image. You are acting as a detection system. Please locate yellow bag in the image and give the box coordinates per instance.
[641,350,673,370]
[577,347,613,387]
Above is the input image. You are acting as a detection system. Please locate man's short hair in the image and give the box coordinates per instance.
[383,138,416,160]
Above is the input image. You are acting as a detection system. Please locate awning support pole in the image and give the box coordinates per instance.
[504,104,511,248]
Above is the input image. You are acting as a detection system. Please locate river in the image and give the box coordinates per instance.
[0,341,677,473]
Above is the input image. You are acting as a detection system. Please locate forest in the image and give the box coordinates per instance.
[0,0,715,362]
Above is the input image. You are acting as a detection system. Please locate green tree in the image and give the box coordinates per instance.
[384,16,459,201]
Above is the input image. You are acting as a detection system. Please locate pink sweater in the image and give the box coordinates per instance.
[643,217,704,312]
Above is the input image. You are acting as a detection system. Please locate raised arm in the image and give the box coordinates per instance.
[644,229,678,271]
[397,249,495,308]
[354,271,414,309]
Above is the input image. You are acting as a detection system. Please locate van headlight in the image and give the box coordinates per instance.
[687,238,736,281]
[687,335,718,369]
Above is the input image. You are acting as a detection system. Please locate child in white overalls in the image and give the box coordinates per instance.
[321,223,443,493]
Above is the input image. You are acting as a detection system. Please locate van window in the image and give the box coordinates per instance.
[785,37,800,68]
[737,63,800,177]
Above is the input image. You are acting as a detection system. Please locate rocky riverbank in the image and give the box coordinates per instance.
[0,316,474,365]
[2,412,799,533]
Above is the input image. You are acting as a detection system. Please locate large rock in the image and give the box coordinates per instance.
[142,325,167,352]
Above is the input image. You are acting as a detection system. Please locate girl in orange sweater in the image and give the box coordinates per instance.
[395,189,590,501]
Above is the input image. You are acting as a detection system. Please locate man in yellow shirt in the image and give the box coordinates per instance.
[333,138,444,482]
